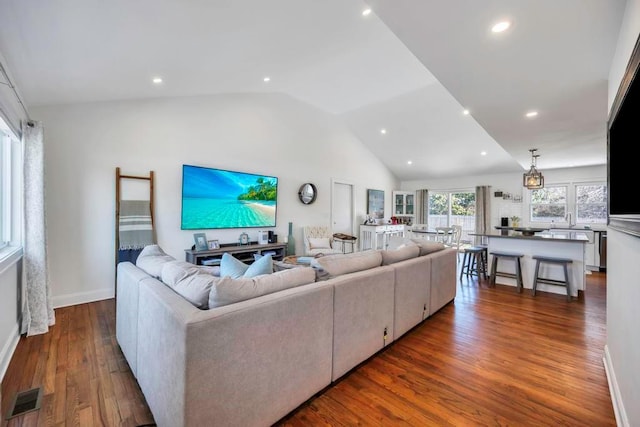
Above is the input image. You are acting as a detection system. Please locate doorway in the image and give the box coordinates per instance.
[331,180,355,237]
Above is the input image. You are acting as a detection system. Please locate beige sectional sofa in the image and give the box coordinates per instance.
[116,240,457,427]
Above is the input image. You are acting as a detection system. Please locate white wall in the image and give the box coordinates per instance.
[401,165,607,229]
[31,93,399,307]
[605,1,640,426]
[0,260,19,383]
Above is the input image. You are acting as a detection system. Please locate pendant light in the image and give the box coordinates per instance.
[523,148,544,189]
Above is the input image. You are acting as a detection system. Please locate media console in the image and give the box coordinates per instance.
[185,242,287,266]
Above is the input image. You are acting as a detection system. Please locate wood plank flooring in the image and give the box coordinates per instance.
[2,272,614,426]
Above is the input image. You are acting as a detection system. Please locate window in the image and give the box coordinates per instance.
[428,190,475,241]
[530,186,567,222]
[576,184,607,224]
[529,183,607,225]
[0,117,21,253]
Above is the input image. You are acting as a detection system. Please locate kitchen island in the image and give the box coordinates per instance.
[471,230,590,297]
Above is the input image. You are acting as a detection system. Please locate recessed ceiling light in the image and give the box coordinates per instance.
[463,109,470,115]
[380,129,387,134]
[152,77,163,84]
[407,160,413,165]
[480,151,487,156]
[263,76,271,82]
[491,21,511,33]
[525,111,539,118]
[362,8,372,16]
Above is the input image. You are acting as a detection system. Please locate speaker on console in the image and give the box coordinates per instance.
[268,231,277,243]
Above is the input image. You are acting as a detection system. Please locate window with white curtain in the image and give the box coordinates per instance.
[0,117,21,253]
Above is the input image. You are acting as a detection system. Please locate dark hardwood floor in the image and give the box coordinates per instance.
[2,271,614,426]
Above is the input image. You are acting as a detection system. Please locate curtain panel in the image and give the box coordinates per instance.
[22,120,55,336]
[414,189,429,225]
[475,186,491,245]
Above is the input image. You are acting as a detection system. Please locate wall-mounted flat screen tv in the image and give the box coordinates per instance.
[181,164,278,230]
[608,33,640,237]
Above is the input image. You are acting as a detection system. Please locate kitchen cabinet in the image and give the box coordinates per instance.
[360,225,406,250]
[393,191,414,216]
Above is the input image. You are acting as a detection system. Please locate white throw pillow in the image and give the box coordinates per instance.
[308,237,331,249]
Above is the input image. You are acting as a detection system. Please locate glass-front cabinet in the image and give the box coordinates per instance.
[393,191,414,216]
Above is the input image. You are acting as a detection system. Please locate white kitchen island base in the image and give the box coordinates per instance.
[474,232,589,297]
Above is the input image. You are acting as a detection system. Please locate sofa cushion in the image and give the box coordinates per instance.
[173,273,220,309]
[136,245,176,278]
[308,237,331,249]
[208,266,316,308]
[310,250,382,280]
[161,261,201,286]
[161,260,220,287]
[381,243,421,265]
[409,239,446,256]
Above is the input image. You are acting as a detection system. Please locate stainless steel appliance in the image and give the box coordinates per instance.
[599,231,607,271]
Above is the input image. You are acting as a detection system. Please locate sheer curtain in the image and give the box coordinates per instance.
[414,189,429,225]
[21,120,55,336]
[475,186,491,245]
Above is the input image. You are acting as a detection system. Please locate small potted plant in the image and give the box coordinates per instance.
[510,216,520,227]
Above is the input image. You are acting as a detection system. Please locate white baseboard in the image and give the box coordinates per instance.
[603,344,629,427]
[0,323,20,383]
[52,288,114,309]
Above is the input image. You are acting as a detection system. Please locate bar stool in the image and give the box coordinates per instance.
[532,255,573,301]
[460,246,488,280]
[489,252,524,292]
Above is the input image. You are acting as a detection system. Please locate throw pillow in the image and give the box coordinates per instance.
[220,253,273,278]
[244,254,273,277]
[220,253,249,278]
[308,237,331,249]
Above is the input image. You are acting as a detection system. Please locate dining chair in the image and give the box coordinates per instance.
[435,226,454,245]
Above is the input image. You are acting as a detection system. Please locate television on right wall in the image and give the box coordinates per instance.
[608,33,640,237]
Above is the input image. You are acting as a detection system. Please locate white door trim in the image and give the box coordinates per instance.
[330,178,356,236]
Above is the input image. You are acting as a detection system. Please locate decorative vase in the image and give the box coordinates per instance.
[287,222,295,255]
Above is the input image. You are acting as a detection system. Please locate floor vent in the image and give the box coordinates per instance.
[6,387,42,419]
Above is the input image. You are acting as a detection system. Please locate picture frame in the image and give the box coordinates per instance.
[208,239,220,250]
[367,189,385,219]
[193,233,208,251]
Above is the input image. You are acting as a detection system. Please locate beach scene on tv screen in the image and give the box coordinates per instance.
[181,165,277,229]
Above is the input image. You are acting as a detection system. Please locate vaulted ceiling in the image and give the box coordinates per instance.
[0,0,626,180]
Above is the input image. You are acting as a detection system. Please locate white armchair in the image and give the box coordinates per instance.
[303,226,344,256]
